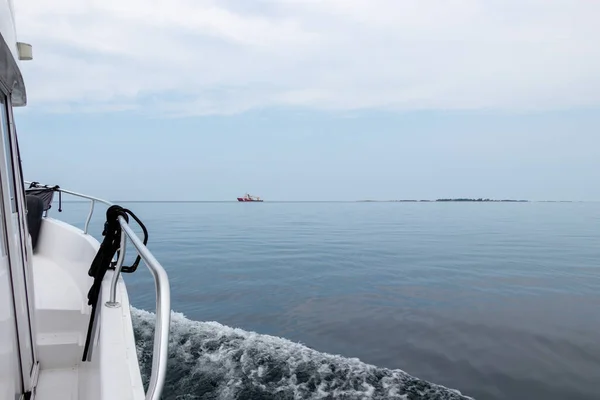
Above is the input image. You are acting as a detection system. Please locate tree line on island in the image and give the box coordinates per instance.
[435,198,528,202]
[358,198,530,202]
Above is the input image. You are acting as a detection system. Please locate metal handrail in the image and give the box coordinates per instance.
[25,182,112,233]
[119,217,170,399]
[24,181,170,400]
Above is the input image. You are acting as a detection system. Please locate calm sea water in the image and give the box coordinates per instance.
[58,201,600,400]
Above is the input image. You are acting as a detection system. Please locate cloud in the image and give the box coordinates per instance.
[14,0,600,115]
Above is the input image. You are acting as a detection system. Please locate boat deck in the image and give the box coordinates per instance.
[31,252,87,399]
[27,217,147,400]
[36,367,79,400]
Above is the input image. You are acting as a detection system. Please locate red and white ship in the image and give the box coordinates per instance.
[237,193,263,202]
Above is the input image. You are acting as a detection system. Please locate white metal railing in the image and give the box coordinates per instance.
[25,181,170,400]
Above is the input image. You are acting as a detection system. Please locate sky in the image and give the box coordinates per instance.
[11,0,600,201]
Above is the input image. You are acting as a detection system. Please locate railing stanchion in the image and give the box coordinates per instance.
[106,232,127,307]
[84,199,95,234]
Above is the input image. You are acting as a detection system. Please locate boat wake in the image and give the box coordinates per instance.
[132,307,472,400]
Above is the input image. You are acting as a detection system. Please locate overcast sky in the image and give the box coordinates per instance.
[12,0,600,200]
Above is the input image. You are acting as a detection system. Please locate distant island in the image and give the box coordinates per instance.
[435,198,528,202]
[358,198,530,202]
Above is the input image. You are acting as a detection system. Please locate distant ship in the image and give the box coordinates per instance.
[237,193,263,202]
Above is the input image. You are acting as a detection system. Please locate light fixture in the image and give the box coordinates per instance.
[17,42,32,61]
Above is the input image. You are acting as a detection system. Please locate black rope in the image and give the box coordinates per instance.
[81,205,149,361]
[112,208,148,273]
[82,205,129,361]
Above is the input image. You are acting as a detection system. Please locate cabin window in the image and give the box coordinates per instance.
[0,209,5,256]
[0,177,5,257]
[0,95,11,256]
[0,95,17,213]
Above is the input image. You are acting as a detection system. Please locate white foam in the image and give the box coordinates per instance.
[132,307,473,399]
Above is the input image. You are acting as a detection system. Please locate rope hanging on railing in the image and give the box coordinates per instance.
[82,204,150,361]
[82,205,128,361]
[112,208,149,273]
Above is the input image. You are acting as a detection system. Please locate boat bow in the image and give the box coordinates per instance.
[25,181,171,400]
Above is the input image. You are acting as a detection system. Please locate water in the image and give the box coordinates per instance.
[56,201,600,399]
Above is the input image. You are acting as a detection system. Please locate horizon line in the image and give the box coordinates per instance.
[57,199,597,204]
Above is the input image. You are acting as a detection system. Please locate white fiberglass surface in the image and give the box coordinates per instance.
[35,368,78,400]
[0,0,18,63]
[32,217,144,400]
[31,254,82,312]
[0,254,20,400]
